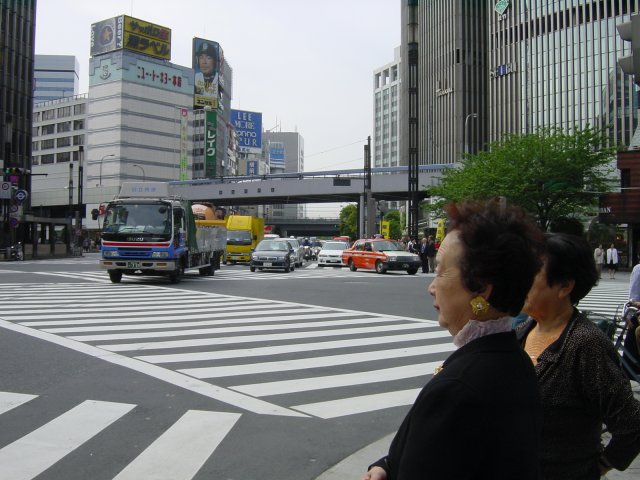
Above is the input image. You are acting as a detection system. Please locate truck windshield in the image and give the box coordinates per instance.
[227,230,252,245]
[102,201,172,240]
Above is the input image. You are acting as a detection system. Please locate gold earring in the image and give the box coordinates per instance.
[470,295,490,316]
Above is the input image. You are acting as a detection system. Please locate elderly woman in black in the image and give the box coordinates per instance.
[363,201,545,480]
[517,233,640,480]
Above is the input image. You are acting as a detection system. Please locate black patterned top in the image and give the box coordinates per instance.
[516,310,640,480]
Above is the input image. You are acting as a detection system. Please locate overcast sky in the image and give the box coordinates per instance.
[35,0,400,172]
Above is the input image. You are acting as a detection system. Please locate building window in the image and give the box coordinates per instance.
[41,124,55,135]
[41,139,55,149]
[57,151,71,163]
[41,154,55,164]
[57,106,71,118]
[73,119,84,130]
[73,135,84,145]
[32,141,39,151]
[42,109,55,120]
[57,137,71,147]
[73,104,85,115]
[57,121,71,133]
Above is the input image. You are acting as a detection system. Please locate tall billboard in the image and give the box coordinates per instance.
[193,37,224,110]
[90,15,171,60]
[205,110,217,178]
[231,109,262,153]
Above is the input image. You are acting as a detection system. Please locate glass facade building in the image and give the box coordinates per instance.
[401,0,640,166]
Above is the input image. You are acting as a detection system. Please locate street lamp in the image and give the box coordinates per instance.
[464,113,478,155]
[98,154,116,186]
[132,164,146,182]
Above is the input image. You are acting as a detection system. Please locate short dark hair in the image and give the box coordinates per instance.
[543,233,598,304]
[445,200,544,316]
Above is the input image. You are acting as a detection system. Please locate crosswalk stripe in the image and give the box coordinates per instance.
[136,331,449,364]
[292,388,422,419]
[66,316,426,342]
[112,410,241,480]
[99,322,436,352]
[0,399,135,480]
[0,391,37,415]
[43,311,365,334]
[5,300,295,320]
[179,343,455,379]
[231,360,442,397]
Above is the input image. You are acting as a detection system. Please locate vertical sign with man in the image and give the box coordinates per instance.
[193,37,223,110]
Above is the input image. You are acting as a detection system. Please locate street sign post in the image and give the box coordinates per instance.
[0,181,11,199]
[14,189,28,202]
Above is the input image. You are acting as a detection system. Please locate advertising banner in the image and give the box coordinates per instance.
[179,108,189,180]
[193,37,223,110]
[205,110,217,178]
[91,15,171,60]
[247,160,258,176]
[269,144,285,169]
[231,109,262,153]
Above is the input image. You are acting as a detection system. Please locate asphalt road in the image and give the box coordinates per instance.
[0,254,443,480]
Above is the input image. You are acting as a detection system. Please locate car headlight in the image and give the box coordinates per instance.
[151,251,169,258]
[103,250,119,257]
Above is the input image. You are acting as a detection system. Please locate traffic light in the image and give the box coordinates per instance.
[617,14,640,84]
[4,167,22,175]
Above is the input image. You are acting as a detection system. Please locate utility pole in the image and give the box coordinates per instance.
[407,0,420,240]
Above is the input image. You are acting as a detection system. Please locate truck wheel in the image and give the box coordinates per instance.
[349,259,357,271]
[108,270,122,283]
[250,266,256,272]
[199,267,207,276]
[407,268,418,275]
[375,261,387,274]
[169,261,184,284]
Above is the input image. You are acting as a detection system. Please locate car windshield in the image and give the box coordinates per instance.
[322,241,348,250]
[256,240,290,251]
[371,241,403,252]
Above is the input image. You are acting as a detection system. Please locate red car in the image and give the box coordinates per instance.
[341,238,421,274]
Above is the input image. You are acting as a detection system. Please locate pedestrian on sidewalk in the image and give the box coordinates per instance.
[418,237,429,273]
[516,233,640,480]
[607,243,619,279]
[362,201,544,480]
[594,243,604,278]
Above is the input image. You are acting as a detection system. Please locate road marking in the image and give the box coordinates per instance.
[113,410,241,480]
[66,316,425,342]
[99,322,435,352]
[292,388,422,419]
[43,311,364,333]
[231,361,443,397]
[179,343,455,379]
[0,399,135,480]
[0,391,37,415]
[136,331,448,364]
[0,319,307,418]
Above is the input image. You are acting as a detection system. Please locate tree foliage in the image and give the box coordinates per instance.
[338,204,358,239]
[426,126,616,231]
[384,210,403,239]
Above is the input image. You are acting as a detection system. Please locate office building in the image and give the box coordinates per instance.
[1,0,37,252]
[263,131,305,219]
[373,47,401,169]
[400,0,639,165]
[34,55,79,103]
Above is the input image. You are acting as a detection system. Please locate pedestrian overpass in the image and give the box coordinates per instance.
[169,165,449,206]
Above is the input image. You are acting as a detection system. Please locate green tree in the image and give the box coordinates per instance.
[384,210,403,239]
[426,126,616,231]
[338,204,358,239]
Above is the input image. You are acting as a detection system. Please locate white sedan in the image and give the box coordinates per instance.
[317,240,351,267]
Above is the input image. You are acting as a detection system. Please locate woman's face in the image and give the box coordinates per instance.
[428,230,475,336]
[522,259,558,321]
